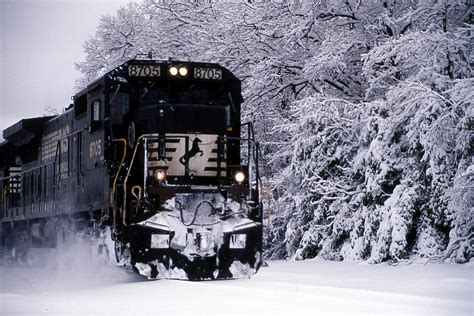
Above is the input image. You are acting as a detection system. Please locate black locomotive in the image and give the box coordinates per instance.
[0,58,263,280]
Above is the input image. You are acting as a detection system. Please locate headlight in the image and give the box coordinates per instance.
[179,66,188,76]
[169,66,178,76]
[234,171,246,183]
[154,169,167,182]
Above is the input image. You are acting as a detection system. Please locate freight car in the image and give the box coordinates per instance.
[0,57,263,280]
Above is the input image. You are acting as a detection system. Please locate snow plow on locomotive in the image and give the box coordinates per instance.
[0,58,263,280]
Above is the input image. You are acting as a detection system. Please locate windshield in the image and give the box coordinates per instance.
[139,82,230,107]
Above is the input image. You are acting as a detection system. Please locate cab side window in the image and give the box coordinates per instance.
[90,100,101,132]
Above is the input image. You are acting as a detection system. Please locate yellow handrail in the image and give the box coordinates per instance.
[131,185,142,200]
[112,138,127,229]
[122,134,147,227]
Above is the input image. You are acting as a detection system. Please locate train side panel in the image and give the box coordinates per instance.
[1,85,112,249]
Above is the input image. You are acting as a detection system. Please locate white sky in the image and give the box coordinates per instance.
[0,0,133,133]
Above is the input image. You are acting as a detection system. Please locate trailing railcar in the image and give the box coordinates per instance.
[0,57,263,280]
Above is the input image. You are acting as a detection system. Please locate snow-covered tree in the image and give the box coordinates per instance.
[76,0,473,263]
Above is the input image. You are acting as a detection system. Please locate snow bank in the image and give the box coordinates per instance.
[1,259,471,315]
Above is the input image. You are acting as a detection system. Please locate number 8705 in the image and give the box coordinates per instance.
[194,68,222,80]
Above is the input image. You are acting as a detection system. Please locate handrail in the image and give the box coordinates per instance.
[112,138,127,229]
[131,185,142,200]
[122,134,147,227]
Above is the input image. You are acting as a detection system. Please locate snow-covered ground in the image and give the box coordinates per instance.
[1,251,472,316]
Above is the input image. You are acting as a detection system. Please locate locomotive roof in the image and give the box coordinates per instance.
[74,58,239,99]
[2,116,54,146]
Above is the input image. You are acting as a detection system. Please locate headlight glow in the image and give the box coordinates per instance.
[234,171,246,183]
[169,66,178,76]
[154,169,167,182]
[179,66,188,76]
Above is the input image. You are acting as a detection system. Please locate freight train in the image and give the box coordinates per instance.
[0,57,263,280]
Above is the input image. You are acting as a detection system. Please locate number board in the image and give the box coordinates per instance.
[194,67,222,80]
[128,65,161,77]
